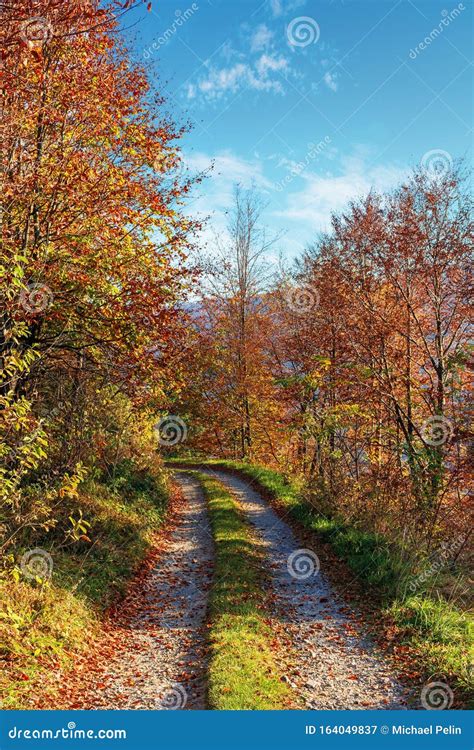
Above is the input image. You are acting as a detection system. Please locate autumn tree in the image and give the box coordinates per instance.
[273,167,472,550]
[182,166,471,561]
[0,0,197,552]
[184,185,281,460]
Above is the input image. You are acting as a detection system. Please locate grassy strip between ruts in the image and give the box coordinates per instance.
[0,461,169,709]
[169,458,473,703]
[181,469,293,709]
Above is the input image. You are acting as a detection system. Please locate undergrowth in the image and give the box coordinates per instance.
[0,461,168,709]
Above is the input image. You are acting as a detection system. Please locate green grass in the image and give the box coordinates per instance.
[388,596,473,697]
[170,458,473,702]
[0,461,169,708]
[168,458,402,587]
[53,464,168,607]
[182,470,293,709]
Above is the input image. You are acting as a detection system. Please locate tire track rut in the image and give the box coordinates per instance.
[202,469,412,710]
[59,474,213,710]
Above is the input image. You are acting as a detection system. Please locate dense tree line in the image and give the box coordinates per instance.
[180,171,472,558]
[1,0,471,577]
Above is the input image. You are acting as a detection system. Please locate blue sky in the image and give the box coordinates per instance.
[123,0,472,258]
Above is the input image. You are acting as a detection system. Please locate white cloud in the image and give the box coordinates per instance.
[183,148,408,258]
[323,71,338,92]
[186,54,289,101]
[184,151,273,249]
[184,4,321,105]
[187,63,247,99]
[270,0,283,16]
[187,151,272,193]
[270,0,307,17]
[256,53,288,76]
[250,24,274,52]
[274,158,408,231]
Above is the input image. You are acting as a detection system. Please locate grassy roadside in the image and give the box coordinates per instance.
[169,458,473,703]
[181,469,293,709]
[0,461,169,709]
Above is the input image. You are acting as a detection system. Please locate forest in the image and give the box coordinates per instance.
[0,0,472,713]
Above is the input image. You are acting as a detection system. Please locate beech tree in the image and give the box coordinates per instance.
[182,168,472,555]
[0,0,197,551]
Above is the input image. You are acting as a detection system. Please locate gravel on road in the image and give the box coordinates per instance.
[202,469,412,710]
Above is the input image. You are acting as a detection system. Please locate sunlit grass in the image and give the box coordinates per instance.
[172,458,473,703]
[0,463,169,708]
[185,470,293,710]
[388,595,473,697]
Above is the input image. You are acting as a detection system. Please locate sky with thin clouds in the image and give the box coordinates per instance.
[123,0,472,259]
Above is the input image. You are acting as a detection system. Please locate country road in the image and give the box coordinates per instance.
[196,468,412,710]
[55,474,214,710]
[53,469,414,710]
